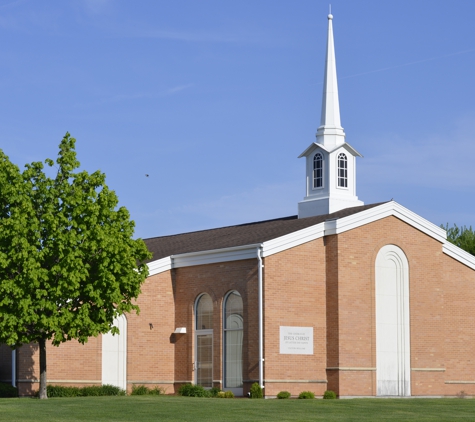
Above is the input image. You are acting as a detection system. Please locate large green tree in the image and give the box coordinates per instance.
[442,223,475,256]
[0,134,151,399]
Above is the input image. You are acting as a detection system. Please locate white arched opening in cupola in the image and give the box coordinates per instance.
[102,314,127,390]
[375,244,411,396]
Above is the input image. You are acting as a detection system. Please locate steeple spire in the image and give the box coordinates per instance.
[297,12,363,219]
[316,13,345,148]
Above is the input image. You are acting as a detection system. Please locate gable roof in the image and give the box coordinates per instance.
[143,202,386,262]
[144,200,475,276]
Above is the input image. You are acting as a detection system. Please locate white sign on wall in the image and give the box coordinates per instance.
[280,326,313,355]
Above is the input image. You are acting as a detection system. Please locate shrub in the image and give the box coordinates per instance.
[277,390,291,399]
[298,391,315,399]
[249,382,263,398]
[209,387,221,397]
[131,385,149,395]
[148,386,164,396]
[81,386,104,396]
[178,383,211,397]
[323,390,337,399]
[0,382,18,398]
[46,384,125,398]
[131,384,163,396]
[46,385,81,397]
[99,384,126,396]
[217,390,234,398]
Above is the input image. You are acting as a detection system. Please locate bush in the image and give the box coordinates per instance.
[47,385,81,397]
[323,390,337,399]
[298,391,315,399]
[81,386,104,396]
[209,387,221,397]
[131,385,149,395]
[131,384,163,396]
[178,383,211,397]
[217,390,234,398]
[249,382,263,399]
[0,382,18,398]
[277,390,291,399]
[148,386,164,396]
[46,384,125,398]
[99,384,126,396]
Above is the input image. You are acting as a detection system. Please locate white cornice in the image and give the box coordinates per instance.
[146,201,475,275]
[324,201,447,243]
[298,141,362,159]
[171,244,261,268]
[442,241,475,270]
[147,256,172,277]
[262,223,325,257]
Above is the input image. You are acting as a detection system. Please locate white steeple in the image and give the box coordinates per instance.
[316,13,346,148]
[297,13,363,218]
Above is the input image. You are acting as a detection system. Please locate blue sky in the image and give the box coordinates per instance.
[1,0,474,239]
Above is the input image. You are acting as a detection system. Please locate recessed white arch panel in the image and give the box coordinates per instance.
[376,245,410,396]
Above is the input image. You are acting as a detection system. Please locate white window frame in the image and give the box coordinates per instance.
[222,291,243,397]
[313,153,324,189]
[195,293,213,388]
[337,152,348,189]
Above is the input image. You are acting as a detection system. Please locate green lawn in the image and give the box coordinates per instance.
[1,396,474,421]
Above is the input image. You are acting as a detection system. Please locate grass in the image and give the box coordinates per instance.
[1,396,475,421]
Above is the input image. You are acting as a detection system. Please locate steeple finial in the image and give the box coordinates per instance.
[316,11,345,147]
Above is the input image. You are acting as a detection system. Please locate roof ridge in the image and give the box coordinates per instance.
[143,215,299,241]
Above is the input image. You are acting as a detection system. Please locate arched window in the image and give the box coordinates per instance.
[223,291,243,394]
[313,153,323,188]
[195,294,213,388]
[337,153,348,188]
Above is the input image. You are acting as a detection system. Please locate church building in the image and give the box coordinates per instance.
[2,14,475,398]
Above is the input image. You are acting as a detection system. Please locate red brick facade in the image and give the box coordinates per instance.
[2,214,475,398]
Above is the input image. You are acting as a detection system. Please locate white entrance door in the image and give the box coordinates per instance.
[102,315,127,390]
[376,245,410,396]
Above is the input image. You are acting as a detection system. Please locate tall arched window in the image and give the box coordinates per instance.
[313,153,323,188]
[195,294,213,388]
[337,153,348,188]
[223,291,243,395]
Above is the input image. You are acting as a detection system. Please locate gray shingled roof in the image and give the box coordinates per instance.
[143,202,387,262]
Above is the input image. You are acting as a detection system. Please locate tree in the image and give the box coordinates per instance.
[0,133,151,399]
[442,223,475,256]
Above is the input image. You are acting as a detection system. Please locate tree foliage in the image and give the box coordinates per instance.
[0,133,151,398]
[442,223,475,256]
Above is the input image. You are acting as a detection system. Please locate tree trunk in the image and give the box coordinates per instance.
[38,338,48,399]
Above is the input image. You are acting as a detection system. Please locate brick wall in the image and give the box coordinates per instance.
[441,252,475,396]
[126,270,175,393]
[331,215,475,396]
[7,214,475,398]
[173,259,258,394]
[263,237,327,397]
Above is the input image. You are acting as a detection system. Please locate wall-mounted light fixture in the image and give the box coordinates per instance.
[149,323,154,330]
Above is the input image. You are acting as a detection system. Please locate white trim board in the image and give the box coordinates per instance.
[146,201,475,275]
